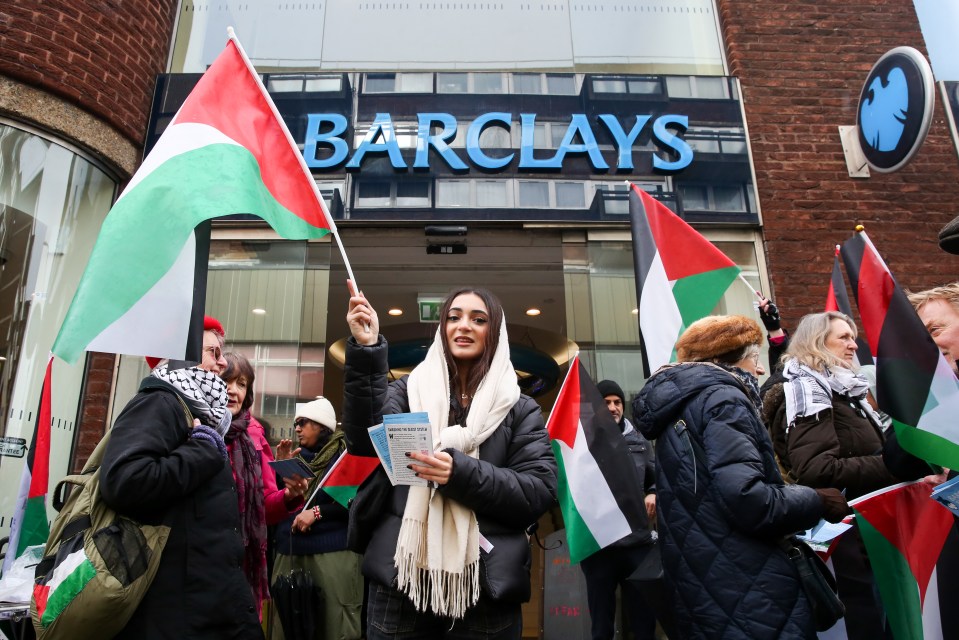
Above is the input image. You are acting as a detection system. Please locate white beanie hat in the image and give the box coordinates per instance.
[295,397,337,431]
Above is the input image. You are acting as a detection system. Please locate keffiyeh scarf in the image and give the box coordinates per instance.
[148,363,232,434]
[397,314,520,619]
[783,359,872,428]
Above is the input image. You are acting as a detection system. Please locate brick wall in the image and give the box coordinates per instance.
[0,0,178,146]
[719,0,959,321]
[72,352,115,471]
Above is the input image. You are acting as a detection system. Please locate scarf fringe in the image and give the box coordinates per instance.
[395,517,481,619]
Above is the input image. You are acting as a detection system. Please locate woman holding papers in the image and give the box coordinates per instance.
[343,284,557,639]
[271,397,364,640]
[762,312,900,639]
[222,353,307,619]
[633,315,849,640]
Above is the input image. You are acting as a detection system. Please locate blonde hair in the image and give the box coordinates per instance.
[784,311,857,372]
[907,283,959,314]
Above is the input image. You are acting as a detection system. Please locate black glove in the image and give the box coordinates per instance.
[759,300,781,331]
[815,488,852,523]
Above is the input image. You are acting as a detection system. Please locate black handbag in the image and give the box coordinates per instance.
[782,538,845,631]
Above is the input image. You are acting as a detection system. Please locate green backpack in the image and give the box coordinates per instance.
[30,394,190,639]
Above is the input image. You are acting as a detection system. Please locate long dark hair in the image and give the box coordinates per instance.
[438,287,504,399]
[222,352,256,414]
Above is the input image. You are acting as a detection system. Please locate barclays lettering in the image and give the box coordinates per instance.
[303,112,693,172]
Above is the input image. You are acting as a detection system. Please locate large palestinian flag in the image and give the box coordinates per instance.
[841,230,959,470]
[850,482,958,640]
[629,184,740,373]
[825,244,874,366]
[545,356,648,564]
[52,35,334,364]
[2,356,52,576]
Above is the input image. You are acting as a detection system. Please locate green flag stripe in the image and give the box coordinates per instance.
[857,514,925,640]
[322,486,358,509]
[893,419,959,471]
[16,495,50,557]
[53,144,329,363]
[551,441,601,564]
[671,266,741,327]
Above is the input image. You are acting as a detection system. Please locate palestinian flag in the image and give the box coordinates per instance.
[841,230,959,470]
[545,355,648,564]
[851,482,957,640]
[52,34,334,364]
[825,244,874,366]
[32,533,96,627]
[318,451,380,508]
[629,183,740,374]
[2,356,52,577]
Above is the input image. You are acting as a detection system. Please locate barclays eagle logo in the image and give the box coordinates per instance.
[860,67,909,152]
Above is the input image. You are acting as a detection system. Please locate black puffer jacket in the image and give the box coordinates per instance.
[633,363,823,640]
[342,336,557,603]
[100,387,262,640]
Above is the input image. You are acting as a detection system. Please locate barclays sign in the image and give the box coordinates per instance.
[303,112,694,173]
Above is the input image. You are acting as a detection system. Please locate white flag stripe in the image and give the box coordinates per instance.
[86,233,196,359]
[916,355,959,444]
[116,123,242,203]
[46,548,90,592]
[922,566,943,640]
[557,420,632,548]
[639,251,682,372]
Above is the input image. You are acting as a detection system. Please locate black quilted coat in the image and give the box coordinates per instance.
[632,363,823,640]
[341,336,557,603]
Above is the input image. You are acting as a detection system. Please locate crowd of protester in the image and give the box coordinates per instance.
[95,269,959,639]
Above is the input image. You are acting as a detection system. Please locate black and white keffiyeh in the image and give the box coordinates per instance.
[149,364,232,434]
[782,359,872,429]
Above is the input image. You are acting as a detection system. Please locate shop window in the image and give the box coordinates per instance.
[473,73,507,94]
[680,184,748,213]
[476,181,510,208]
[0,122,117,535]
[592,76,664,97]
[436,181,470,207]
[519,181,550,208]
[666,76,732,100]
[513,74,543,94]
[593,78,627,93]
[684,127,747,155]
[356,181,430,208]
[546,75,577,95]
[266,74,342,93]
[437,73,469,93]
[436,73,507,94]
[364,73,432,93]
[556,182,586,208]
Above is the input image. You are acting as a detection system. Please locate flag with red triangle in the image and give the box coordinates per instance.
[2,356,53,576]
[840,230,959,470]
[318,451,380,508]
[545,355,648,564]
[53,33,335,365]
[850,482,957,640]
[628,183,741,373]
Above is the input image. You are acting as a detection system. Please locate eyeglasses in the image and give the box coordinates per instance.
[203,345,222,361]
[294,418,309,428]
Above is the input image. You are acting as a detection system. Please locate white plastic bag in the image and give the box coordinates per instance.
[0,544,43,604]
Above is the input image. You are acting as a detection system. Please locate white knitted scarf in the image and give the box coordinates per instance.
[397,314,520,618]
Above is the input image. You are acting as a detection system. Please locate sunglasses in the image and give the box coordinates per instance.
[294,418,310,428]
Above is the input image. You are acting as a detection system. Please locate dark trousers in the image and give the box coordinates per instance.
[580,544,659,640]
[365,581,523,640]
[831,525,893,640]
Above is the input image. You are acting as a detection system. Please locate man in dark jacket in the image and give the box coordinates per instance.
[577,380,659,640]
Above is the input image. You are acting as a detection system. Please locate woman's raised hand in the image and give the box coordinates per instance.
[347,279,379,345]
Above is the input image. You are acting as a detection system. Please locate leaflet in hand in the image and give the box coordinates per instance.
[931,475,959,517]
[367,412,434,487]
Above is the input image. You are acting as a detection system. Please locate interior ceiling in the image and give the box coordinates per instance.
[327,226,569,347]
